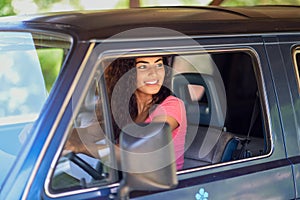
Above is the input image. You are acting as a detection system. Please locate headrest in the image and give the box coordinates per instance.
[173,73,209,102]
[172,73,211,126]
[172,73,225,128]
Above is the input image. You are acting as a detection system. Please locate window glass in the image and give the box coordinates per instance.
[0,32,71,186]
[50,68,115,193]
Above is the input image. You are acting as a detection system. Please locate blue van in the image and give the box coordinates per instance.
[0,6,300,200]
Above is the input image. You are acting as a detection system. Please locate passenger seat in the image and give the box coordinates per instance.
[172,73,238,168]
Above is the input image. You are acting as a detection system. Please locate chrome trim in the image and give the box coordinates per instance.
[292,48,300,94]
[22,43,95,200]
[45,183,119,199]
[251,47,274,157]
[177,154,270,175]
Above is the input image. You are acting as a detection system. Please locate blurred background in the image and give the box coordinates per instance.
[1,0,300,17]
[0,0,299,92]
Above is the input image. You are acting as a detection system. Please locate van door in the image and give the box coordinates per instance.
[130,36,294,199]
[276,34,300,198]
[40,35,295,200]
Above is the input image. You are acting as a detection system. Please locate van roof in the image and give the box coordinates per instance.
[2,6,300,40]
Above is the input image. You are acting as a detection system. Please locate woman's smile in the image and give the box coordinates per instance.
[144,79,159,85]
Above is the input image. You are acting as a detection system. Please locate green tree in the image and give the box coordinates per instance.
[33,0,62,10]
[37,48,64,92]
[221,0,300,6]
[33,0,83,11]
[116,0,130,8]
[0,0,15,16]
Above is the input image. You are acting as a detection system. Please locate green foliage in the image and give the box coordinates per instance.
[33,0,62,9]
[181,0,203,5]
[115,0,129,8]
[221,0,300,6]
[69,0,83,10]
[37,48,64,92]
[0,0,15,16]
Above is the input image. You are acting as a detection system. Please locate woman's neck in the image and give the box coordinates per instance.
[134,90,153,122]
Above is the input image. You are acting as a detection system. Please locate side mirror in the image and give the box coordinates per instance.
[118,122,178,200]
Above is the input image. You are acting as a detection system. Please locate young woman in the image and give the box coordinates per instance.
[106,56,187,170]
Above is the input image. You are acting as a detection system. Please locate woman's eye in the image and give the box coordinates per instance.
[156,63,163,68]
[137,65,147,69]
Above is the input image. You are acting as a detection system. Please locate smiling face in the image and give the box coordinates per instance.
[135,56,165,97]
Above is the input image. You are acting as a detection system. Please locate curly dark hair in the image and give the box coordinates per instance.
[104,56,172,140]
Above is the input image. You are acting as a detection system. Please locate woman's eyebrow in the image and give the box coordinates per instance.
[135,58,163,65]
[154,58,163,63]
[135,61,149,64]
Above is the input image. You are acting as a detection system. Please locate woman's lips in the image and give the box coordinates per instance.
[144,80,159,85]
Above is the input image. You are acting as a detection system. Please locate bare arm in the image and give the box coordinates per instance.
[152,115,179,131]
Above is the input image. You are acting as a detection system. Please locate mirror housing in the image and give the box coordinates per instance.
[118,122,178,200]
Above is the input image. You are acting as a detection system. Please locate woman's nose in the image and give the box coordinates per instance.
[148,66,158,76]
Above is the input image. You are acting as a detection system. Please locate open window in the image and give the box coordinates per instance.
[49,48,270,196]
[172,50,269,169]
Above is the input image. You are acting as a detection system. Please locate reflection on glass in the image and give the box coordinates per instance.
[0,32,71,186]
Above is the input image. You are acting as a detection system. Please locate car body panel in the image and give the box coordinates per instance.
[33,36,293,199]
[275,34,300,197]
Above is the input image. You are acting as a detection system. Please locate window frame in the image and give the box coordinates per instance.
[45,42,272,198]
[45,42,120,198]
[292,47,300,94]
[96,46,272,174]
[172,48,272,174]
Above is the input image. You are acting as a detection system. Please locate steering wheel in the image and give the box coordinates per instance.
[65,152,105,180]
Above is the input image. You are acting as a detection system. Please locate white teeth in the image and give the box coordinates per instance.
[145,80,158,84]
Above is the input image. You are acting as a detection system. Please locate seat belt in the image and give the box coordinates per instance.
[236,92,259,159]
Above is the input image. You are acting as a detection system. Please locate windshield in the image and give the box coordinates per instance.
[0,31,71,185]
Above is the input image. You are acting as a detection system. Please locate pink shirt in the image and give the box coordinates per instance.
[145,95,187,170]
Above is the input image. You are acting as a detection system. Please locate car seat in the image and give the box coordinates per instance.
[172,73,238,168]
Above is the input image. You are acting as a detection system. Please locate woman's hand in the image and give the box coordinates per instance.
[63,123,106,158]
